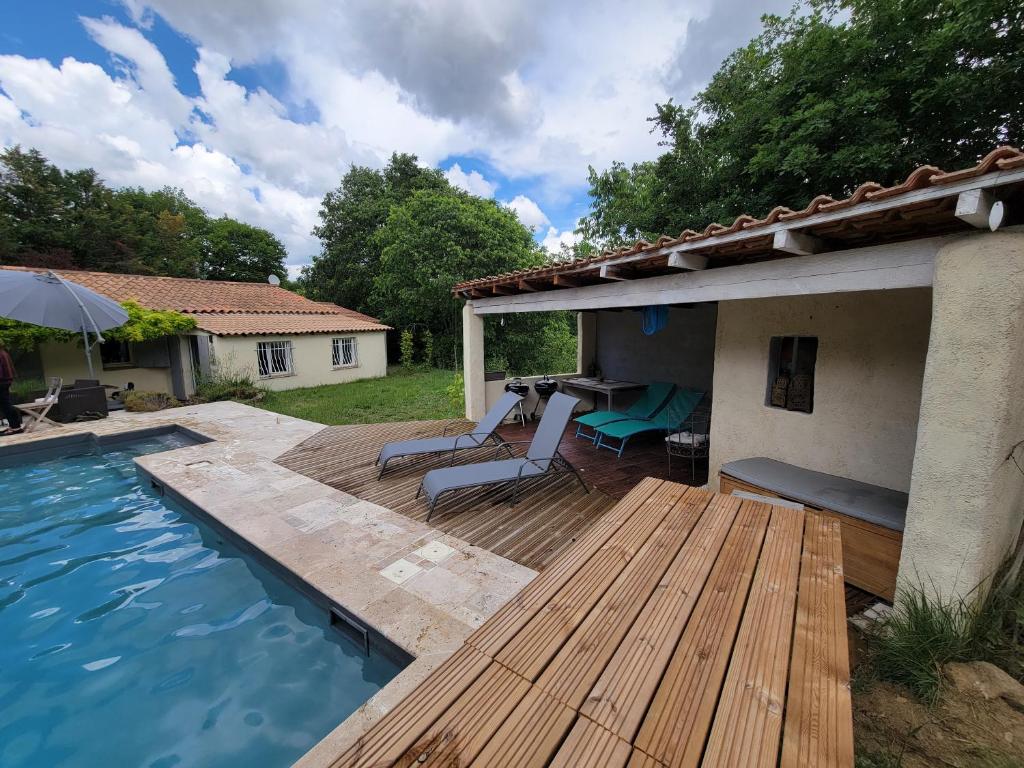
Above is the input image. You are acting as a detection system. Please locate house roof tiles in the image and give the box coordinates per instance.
[0,266,390,335]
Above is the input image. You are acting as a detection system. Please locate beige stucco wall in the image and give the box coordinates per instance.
[899,231,1024,598]
[210,331,388,391]
[38,340,174,393]
[707,288,933,493]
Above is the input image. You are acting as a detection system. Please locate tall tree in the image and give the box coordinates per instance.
[581,0,1024,246]
[303,153,449,315]
[112,186,209,277]
[203,217,287,282]
[372,189,571,371]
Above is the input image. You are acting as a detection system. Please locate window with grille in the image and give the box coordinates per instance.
[332,337,358,368]
[257,340,294,378]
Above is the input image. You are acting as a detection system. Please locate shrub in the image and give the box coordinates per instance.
[10,377,46,402]
[446,372,465,414]
[420,329,434,368]
[124,390,176,412]
[400,329,415,369]
[193,367,263,403]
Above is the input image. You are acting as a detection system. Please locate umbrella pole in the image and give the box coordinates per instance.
[83,327,96,378]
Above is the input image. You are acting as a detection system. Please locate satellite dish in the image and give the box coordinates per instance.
[268,274,281,286]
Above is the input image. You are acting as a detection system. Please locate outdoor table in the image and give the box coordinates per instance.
[561,376,645,411]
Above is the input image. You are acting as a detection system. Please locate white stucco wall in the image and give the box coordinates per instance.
[38,340,174,393]
[707,288,933,493]
[210,331,388,391]
[899,231,1024,598]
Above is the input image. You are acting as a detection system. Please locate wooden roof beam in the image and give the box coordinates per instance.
[666,251,708,271]
[599,264,634,281]
[956,188,1006,230]
[773,229,825,256]
[553,274,581,288]
[517,279,540,292]
[491,284,516,296]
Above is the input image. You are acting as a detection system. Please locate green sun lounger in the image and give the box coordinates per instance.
[595,388,705,457]
[573,381,676,442]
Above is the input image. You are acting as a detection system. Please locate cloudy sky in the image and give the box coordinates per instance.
[0,0,789,277]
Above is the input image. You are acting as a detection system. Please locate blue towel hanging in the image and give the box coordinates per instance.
[642,305,668,335]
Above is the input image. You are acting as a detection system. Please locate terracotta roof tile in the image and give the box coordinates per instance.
[0,266,390,334]
[191,313,388,335]
[453,145,1024,293]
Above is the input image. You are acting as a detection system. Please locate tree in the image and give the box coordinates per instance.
[372,190,544,363]
[112,186,209,277]
[303,153,449,315]
[0,147,286,282]
[203,217,287,282]
[581,0,1024,246]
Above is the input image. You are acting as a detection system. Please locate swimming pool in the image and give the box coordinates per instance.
[0,430,405,767]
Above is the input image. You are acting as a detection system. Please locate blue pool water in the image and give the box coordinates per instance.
[0,433,404,768]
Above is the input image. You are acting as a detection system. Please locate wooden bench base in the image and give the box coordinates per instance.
[720,473,901,601]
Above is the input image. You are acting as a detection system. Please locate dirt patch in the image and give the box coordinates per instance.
[854,663,1024,767]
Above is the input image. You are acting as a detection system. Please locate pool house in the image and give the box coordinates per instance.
[455,146,1024,604]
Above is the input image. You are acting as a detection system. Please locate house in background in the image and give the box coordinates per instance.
[454,146,1024,605]
[1,267,390,396]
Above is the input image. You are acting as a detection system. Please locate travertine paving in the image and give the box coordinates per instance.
[4,402,536,766]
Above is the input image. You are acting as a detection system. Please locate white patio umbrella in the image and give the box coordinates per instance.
[0,270,129,377]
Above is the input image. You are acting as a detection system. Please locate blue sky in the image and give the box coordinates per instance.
[0,0,785,275]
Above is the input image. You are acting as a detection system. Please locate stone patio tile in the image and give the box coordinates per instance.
[401,566,479,616]
[305,560,398,614]
[265,533,349,579]
[379,558,422,584]
[356,587,475,657]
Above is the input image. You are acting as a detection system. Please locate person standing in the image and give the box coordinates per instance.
[0,341,24,436]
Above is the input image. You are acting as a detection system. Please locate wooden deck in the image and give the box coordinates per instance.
[275,420,625,572]
[331,477,854,767]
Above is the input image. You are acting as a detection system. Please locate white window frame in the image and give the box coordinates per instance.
[257,340,295,378]
[331,336,358,369]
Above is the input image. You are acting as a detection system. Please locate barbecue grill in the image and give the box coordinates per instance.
[503,378,529,426]
[531,375,559,421]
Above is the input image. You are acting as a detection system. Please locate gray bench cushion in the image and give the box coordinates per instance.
[721,457,907,532]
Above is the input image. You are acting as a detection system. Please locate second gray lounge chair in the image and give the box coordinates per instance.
[418,391,587,520]
[376,390,523,478]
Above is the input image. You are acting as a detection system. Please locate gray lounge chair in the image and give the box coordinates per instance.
[375,390,523,478]
[418,391,587,520]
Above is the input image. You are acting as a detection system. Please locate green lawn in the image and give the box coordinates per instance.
[258,367,462,425]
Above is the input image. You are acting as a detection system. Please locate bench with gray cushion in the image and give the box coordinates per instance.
[419,391,586,520]
[720,458,907,531]
[376,390,523,478]
[720,457,907,600]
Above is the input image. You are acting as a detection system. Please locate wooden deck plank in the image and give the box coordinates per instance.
[549,719,633,768]
[780,512,855,768]
[395,662,532,767]
[468,687,577,768]
[325,477,851,768]
[700,505,804,767]
[579,493,744,740]
[467,477,666,658]
[632,500,773,767]
[275,419,627,571]
[534,488,715,707]
[330,646,490,768]
[495,482,690,680]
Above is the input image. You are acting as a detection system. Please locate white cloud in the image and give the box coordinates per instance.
[503,194,550,231]
[541,224,581,255]
[0,2,782,271]
[445,163,497,197]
